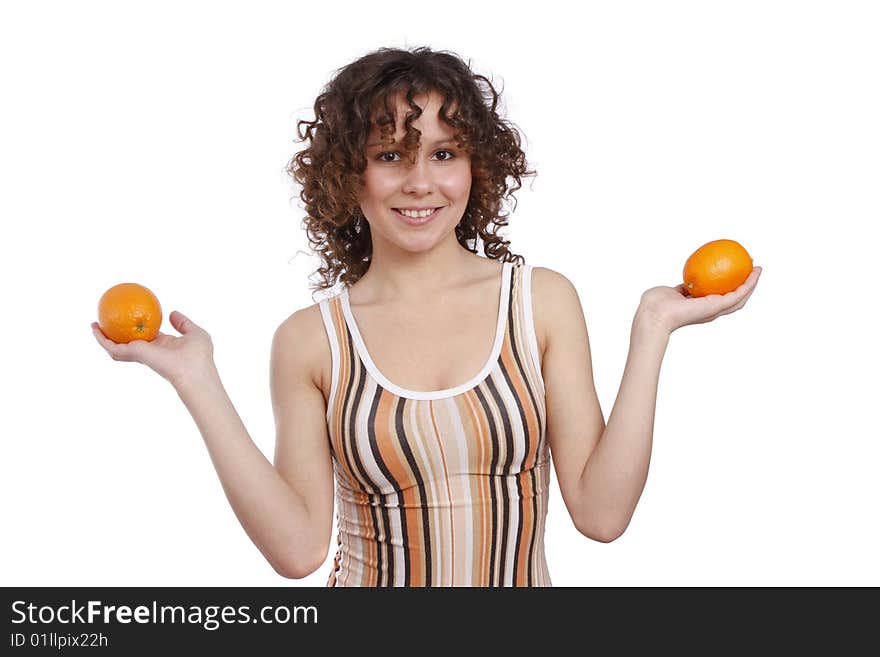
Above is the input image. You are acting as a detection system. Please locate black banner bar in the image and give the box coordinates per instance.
[2,587,874,653]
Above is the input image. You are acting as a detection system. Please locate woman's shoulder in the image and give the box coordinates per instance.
[273,300,332,393]
[529,265,584,359]
[529,265,577,295]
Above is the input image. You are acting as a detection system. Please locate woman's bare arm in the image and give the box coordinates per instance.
[93,308,334,579]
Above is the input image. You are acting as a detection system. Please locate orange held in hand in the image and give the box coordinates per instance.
[683,239,753,297]
[97,283,163,344]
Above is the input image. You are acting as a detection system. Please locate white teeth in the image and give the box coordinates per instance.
[397,208,437,218]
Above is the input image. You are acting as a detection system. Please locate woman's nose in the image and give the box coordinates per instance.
[401,156,434,193]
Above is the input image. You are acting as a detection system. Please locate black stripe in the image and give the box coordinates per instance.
[343,328,385,585]
[366,389,396,587]
[338,325,366,491]
[521,265,547,585]
[485,373,513,586]
[498,270,529,585]
[497,354,526,586]
[508,264,542,585]
[395,398,431,586]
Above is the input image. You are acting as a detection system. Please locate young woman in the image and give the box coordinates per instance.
[91,46,761,587]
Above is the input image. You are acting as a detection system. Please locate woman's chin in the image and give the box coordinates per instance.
[387,230,449,253]
[398,236,442,253]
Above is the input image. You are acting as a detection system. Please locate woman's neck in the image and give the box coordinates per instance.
[351,242,490,305]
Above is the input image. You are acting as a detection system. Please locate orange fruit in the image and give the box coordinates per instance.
[683,239,753,297]
[97,283,162,343]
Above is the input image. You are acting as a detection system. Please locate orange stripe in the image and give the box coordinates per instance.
[501,331,540,469]
[464,388,492,585]
[374,390,420,585]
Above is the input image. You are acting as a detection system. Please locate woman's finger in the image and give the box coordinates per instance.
[719,283,758,317]
[713,271,761,318]
[169,310,201,335]
[90,323,122,359]
[715,297,746,318]
[714,268,760,311]
[91,323,140,362]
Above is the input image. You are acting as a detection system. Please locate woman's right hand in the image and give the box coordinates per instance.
[91,310,216,389]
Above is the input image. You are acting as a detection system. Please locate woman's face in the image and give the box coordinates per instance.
[358,91,472,254]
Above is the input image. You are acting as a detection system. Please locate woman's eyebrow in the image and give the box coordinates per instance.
[366,138,457,148]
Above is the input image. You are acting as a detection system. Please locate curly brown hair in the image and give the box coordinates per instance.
[287,46,536,295]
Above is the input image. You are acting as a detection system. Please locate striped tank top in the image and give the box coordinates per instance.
[317,261,551,587]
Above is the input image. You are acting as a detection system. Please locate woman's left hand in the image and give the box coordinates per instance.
[636,267,762,335]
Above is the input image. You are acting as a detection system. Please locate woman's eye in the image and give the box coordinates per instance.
[376,149,456,163]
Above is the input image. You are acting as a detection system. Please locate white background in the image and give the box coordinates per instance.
[2,0,878,586]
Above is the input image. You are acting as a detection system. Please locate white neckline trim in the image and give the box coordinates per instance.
[340,261,512,400]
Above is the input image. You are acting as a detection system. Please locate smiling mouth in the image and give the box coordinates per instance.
[392,207,444,224]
